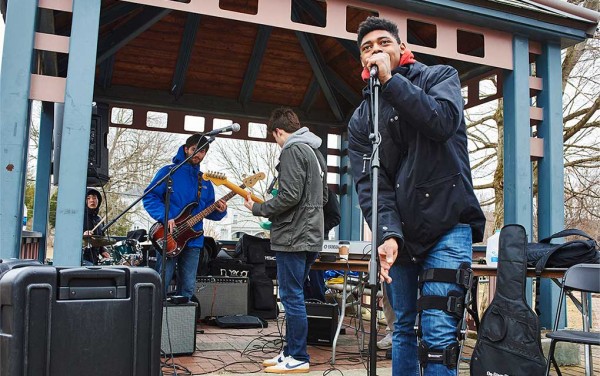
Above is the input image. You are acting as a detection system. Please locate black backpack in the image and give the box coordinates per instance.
[527,228,599,272]
[527,229,599,316]
[470,224,547,375]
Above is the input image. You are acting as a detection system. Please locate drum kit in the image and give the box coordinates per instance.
[82,235,144,266]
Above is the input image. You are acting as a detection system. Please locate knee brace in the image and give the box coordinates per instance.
[414,262,474,370]
[418,341,459,369]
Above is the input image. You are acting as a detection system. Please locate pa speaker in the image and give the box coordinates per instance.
[87,103,110,187]
[306,301,339,346]
[161,302,197,355]
[195,276,248,318]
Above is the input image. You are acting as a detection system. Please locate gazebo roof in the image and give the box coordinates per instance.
[2,0,597,133]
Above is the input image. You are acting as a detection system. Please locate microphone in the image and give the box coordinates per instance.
[361,65,379,82]
[204,123,241,136]
[370,65,378,78]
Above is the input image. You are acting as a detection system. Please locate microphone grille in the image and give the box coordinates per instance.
[231,123,241,132]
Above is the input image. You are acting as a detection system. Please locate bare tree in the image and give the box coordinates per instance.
[466,2,600,239]
[100,126,184,236]
[208,138,280,230]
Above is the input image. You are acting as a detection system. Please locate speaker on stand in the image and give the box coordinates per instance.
[87,102,110,187]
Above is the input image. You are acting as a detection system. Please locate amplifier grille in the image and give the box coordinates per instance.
[195,277,248,318]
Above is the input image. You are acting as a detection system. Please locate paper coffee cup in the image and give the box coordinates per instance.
[338,241,350,260]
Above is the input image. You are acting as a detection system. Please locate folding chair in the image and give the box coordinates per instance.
[545,263,600,376]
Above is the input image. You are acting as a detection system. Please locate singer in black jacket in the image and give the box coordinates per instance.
[348,17,485,376]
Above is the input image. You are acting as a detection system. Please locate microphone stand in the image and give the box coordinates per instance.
[367,71,381,376]
[100,136,215,299]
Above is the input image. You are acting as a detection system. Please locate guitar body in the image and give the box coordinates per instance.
[149,202,204,258]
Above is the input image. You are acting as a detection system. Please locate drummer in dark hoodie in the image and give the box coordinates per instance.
[82,188,110,265]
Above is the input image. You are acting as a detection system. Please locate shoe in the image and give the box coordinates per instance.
[263,352,286,367]
[264,356,309,374]
[377,332,393,350]
[385,348,392,359]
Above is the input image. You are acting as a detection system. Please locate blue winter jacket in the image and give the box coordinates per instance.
[143,145,227,249]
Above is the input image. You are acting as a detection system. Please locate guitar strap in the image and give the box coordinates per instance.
[197,171,203,203]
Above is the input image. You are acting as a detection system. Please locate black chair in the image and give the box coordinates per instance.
[545,263,600,376]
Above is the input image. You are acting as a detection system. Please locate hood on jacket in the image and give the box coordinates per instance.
[282,127,322,150]
[86,188,102,217]
[86,188,102,207]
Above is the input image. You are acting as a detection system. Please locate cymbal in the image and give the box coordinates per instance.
[83,235,117,247]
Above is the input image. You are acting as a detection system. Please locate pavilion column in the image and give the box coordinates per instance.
[502,35,533,233]
[0,0,38,258]
[53,0,102,266]
[32,102,55,261]
[339,133,362,241]
[536,41,566,329]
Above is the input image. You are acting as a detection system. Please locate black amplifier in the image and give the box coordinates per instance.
[195,276,248,318]
[306,301,339,346]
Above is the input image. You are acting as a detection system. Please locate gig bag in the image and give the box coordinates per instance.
[470,224,546,376]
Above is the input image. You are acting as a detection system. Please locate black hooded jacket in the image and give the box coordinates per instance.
[84,188,103,236]
[83,188,104,264]
[348,62,485,262]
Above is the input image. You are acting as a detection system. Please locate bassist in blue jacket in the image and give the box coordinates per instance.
[143,134,227,301]
[348,17,485,376]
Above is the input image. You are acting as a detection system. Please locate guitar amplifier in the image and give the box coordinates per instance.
[195,276,248,318]
[161,302,197,355]
[306,301,339,346]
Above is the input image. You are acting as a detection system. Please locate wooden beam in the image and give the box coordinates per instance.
[96,5,171,64]
[171,13,202,99]
[239,25,272,104]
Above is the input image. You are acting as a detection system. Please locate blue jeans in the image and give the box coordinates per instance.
[276,251,319,363]
[155,247,201,300]
[304,269,326,302]
[387,224,472,376]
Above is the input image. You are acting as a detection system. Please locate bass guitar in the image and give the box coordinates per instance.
[149,172,265,257]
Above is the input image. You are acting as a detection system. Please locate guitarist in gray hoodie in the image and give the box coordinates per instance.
[244,107,328,374]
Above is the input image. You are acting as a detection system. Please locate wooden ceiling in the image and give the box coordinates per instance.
[49,0,490,134]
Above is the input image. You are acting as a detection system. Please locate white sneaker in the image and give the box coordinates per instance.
[262,352,286,367]
[264,356,310,374]
[377,332,393,350]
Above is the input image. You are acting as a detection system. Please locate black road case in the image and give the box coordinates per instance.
[0,265,162,376]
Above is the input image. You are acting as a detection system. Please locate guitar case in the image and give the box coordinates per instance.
[470,224,546,375]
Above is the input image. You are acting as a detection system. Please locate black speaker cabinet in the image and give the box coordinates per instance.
[195,276,248,318]
[161,302,197,355]
[306,301,339,346]
[87,102,110,187]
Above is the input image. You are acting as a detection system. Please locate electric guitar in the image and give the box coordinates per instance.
[149,172,265,257]
[203,171,265,204]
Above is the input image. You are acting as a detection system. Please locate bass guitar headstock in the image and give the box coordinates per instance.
[242,172,266,188]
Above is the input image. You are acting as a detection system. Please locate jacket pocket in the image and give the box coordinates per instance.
[271,210,295,246]
[415,173,467,238]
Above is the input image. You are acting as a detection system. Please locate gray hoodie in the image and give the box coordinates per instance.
[252,127,328,252]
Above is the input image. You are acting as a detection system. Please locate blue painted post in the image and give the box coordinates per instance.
[0,0,38,258]
[32,102,55,261]
[339,135,353,241]
[339,134,368,242]
[536,42,566,329]
[503,35,532,233]
[53,0,102,266]
[349,183,362,241]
